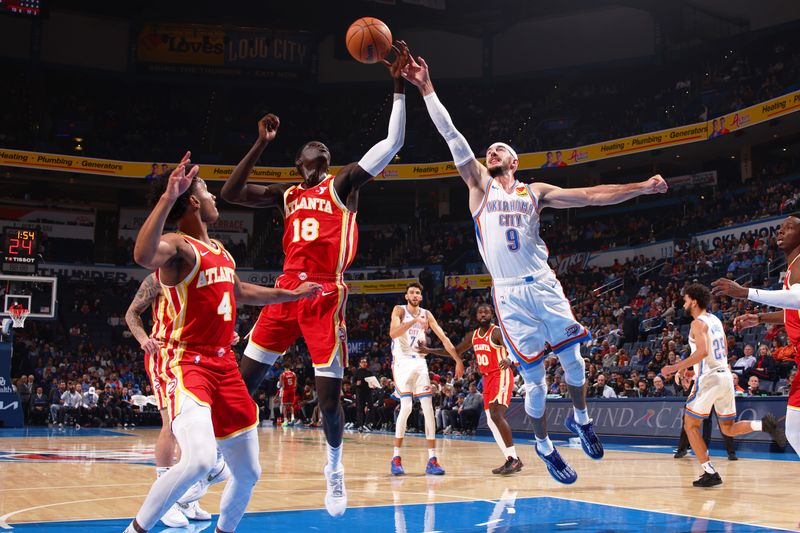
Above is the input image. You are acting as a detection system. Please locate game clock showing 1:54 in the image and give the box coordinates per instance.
[2,228,39,274]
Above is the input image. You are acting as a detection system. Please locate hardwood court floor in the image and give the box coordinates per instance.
[0,426,797,531]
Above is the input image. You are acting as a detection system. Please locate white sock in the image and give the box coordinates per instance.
[701,461,716,474]
[536,436,554,455]
[574,407,590,425]
[505,446,518,459]
[428,448,436,459]
[394,446,401,458]
[156,466,169,478]
[750,420,763,432]
[327,443,342,469]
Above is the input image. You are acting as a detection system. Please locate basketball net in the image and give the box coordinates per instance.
[8,306,29,328]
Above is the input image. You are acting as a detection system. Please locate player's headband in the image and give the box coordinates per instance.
[489,142,519,161]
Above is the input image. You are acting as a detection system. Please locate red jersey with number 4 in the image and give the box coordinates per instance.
[472,325,508,376]
[282,175,358,277]
[784,255,800,362]
[280,370,297,395]
[155,235,237,349]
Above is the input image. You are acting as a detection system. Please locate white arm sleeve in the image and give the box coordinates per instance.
[357,93,406,176]
[748,285,800,310]
[423,92,475,167]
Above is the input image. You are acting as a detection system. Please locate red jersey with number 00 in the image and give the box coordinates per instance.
[784,255,800,364]
[471,325,508,376]
[155,235,237,349]
[282,175,358,277]
[280,370,297,394]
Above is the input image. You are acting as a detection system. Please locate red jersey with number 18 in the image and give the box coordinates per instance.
[155,235,237,349]
[282,175,358,277]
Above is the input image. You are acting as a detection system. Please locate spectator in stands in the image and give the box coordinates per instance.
[732,344,757,377]
[30,386,48,426]
[772,338,797,379]
[589,374,617,398]
[637,381,649,397]
[602,345,619,368]
[650,376,670,397]
[49,380,66,426]
[300,383,318,424]
[341,382,357,427]
[732,373,746,395]
[647,351,667,375]
[459,383,483,435]
[558,382,570,398]
[60,381,82,427]
[746,376,769,397]
[81,386,99,426]
[619,380,637,397]
[746,344,777,383]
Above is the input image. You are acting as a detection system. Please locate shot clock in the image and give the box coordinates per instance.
[2,228,39,274]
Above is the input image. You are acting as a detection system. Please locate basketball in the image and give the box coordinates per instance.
[346,17,392,64]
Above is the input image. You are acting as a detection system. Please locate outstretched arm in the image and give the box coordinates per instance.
[125,274,163,355]
[422,330,473,358]
[133,152,198,270]
[712,277,800,310]
[234,277,322,306]
[334,42,409,203]
[221,114,289,209]
[533,175,668,210]
[402,55,490,204]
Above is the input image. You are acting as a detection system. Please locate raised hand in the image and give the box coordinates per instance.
[382,40,410,79]
[733,313,760,332]
[711,277,748,299]
[258,114,280,143]
[294,282,323,300]
[642,174,668,195]
[232,331,241,346]
[401,55,432,92]
[164,151,199,201]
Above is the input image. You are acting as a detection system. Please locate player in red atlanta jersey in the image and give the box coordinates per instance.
[279,361,298,427]
[423,303,522,475]
[124,153,320,533]
[221,42,410,516]
[711,214,800,459]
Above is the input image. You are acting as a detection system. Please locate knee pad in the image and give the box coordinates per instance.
[521,364,547,419]
[558,345,586,387]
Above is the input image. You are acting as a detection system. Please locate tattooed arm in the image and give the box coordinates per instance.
[125,273,163,355]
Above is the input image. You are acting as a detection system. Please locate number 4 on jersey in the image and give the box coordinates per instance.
[217,291,233,321]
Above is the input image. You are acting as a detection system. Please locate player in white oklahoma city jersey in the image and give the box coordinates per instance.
[389,282,460,476]
[661,284,785,487]
[401,54,667,483]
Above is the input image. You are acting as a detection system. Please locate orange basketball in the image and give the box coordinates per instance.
[345,17,392,64]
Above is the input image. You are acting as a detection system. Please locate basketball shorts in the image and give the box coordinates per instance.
[393,357,432,398]
[281,392,296,406]
[492,269,590,371]
[144,352,167,411]
[788,364,800,411]
[685,369,737,420]
[159,343,258,439]
[482,369,514,410]
[246,273,348,369]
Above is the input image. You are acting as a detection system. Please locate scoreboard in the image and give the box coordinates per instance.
[2,228,39,274]
[0,0,41,16]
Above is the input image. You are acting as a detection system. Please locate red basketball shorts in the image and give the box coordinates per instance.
[160,344,258,439]
[247,273,348,368]
[281,391,296,406]
[145,352,167,411]
[482,369,514,410]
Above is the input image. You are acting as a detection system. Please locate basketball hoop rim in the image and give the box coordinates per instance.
[9,306,29,328]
